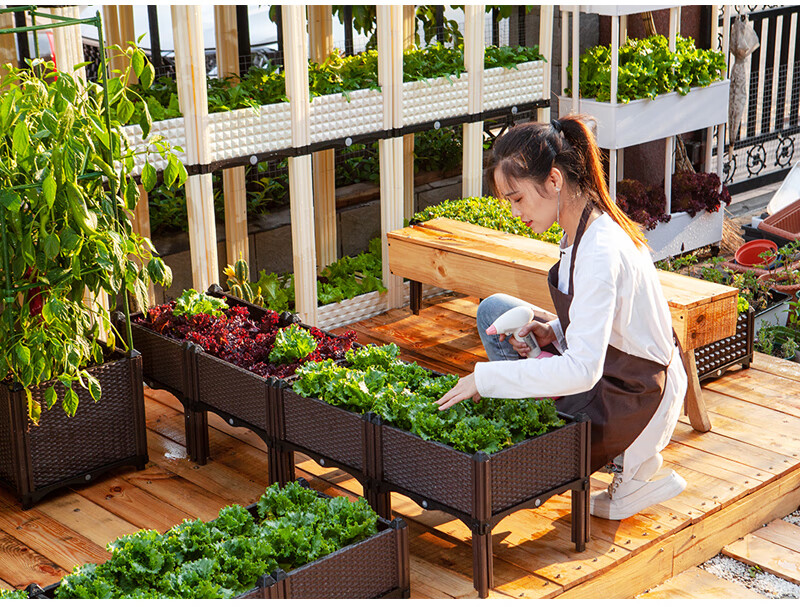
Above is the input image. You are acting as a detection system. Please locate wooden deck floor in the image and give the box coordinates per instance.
[2,294,800,598]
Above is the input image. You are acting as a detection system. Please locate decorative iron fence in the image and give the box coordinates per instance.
[713,5,800,190]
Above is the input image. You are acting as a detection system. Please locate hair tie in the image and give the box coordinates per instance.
[551,119,563,134]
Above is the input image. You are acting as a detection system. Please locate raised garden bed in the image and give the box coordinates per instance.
[695,308,754,382]
[25,480,409,599]
[273,347,591,598]
[0,350,147,509]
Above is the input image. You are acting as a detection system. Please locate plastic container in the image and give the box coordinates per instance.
[734,239,778,267]
[759,198,800,242]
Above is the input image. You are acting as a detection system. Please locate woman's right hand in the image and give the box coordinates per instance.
[499,320,556,358]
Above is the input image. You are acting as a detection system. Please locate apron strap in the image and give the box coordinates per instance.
[567,203,595,296]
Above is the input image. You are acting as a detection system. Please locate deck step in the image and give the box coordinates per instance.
[637,567,762,599]
[722,520,800,585]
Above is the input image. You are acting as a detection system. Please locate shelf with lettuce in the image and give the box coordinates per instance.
[119,45,548,177]
[557,6,731,260]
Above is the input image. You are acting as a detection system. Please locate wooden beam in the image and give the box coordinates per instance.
[171,6,218,291]
[403,4,415,219]
[283,4,318,324]
[49,6,86,81]
[309,5,337,269]
[0,8,14,76]
[537,6,554,122]
[377,5,405,309]
[462,5,484,199]
[214,5,249,269]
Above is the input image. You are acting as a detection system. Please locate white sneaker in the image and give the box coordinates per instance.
[590,469,687,520]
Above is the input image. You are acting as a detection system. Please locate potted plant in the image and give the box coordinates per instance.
[0,41,184,507]
[757,241,800,298]
[755,324,800,362]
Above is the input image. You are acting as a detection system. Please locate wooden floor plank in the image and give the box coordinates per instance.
[0,529,66,589]
[32,490,140,548]
[752,351,800,382]
[0,492,108,574]
[122,465,231,522]
[637,566,763,599]
[752,519,800,553]
[703,389,800,442]
[73,477,193,534]
[722,533,800,585]
[705,368,800,419]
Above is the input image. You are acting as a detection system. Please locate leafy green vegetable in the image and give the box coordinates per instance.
[411,196,564,244]
[292,344,563,455]
[0,588,28,599]
[55,482,378,599]
[269,325,318,363]
[565,35,726,103]
[172,289,229,318]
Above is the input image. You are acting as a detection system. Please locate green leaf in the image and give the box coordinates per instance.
[43,174,57,206]
[43,232,60,259]
[0,190,22,212]
[86,374,102,401]
[12,120,30,157]
[140,60,155,90]
[117,94,135,125]
[132,48,145,80]
[164,155,178,188]
[44,386,58,410]
[141,162,157,192]
[14,343,31,366]
[138,97,152,139]
[63,387,79,416]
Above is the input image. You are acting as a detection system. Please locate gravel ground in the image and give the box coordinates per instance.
[696,508,800,598]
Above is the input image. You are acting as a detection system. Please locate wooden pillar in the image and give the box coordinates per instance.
[403,5,415,219]
[0,8,13,80]
[215,5,249,269]
[309,5,336,269]
[462,5,484,198]
[172,6,218,292]
[135,184,156,306]
[537,5,554,123]
[377,6,404,309]
[283,5,318,325]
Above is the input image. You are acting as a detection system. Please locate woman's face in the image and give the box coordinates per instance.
[493,167,559,234]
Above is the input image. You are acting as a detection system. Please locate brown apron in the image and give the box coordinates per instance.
[548,205,668,473]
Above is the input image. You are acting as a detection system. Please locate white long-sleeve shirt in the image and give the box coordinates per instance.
[474,213,678,399]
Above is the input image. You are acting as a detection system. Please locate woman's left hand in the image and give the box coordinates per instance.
[435,373,480,411]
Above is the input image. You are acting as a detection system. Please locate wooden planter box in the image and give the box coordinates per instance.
[26,481,410,600]
[0,350,147,509]
[275,383,591,598]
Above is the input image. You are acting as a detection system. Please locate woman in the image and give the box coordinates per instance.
[435,115,688,520]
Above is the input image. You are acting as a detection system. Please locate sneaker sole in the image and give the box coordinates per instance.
[590,471,687,520]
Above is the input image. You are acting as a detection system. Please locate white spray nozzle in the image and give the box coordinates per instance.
[488,306,541,358]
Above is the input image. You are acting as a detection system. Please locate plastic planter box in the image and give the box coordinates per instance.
[274,383,591,599]
[373,412,590,598]
[26,481,410,600]
[558,80,730,150]
[753,289,792,335]
[694,309,754,382]
[0,350,147,509]
[645,207,726,262]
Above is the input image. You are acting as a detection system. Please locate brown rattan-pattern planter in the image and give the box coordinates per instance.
[26,480,410,599]
[694,309,754,381]
[273,383,591,598]
[0,350,148,509]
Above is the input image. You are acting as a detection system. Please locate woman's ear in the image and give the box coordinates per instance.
[548,167,564,194]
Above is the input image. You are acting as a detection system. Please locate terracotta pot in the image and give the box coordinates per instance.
[757,266,800,299]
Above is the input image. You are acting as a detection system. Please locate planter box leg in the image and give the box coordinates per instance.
[472,528,493,598]
[268,446,295,486]
[183,402,209,465]
[365,485,392,520]
[571,482,590,551]
[410,280,422,315]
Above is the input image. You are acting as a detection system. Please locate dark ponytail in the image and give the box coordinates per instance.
[488,114,647,249]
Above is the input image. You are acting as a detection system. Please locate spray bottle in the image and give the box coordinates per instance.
[485,306,542,358]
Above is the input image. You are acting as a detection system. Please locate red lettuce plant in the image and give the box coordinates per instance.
[670,171,731,217]
[137,301,356,378]
[616,179,670,230]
